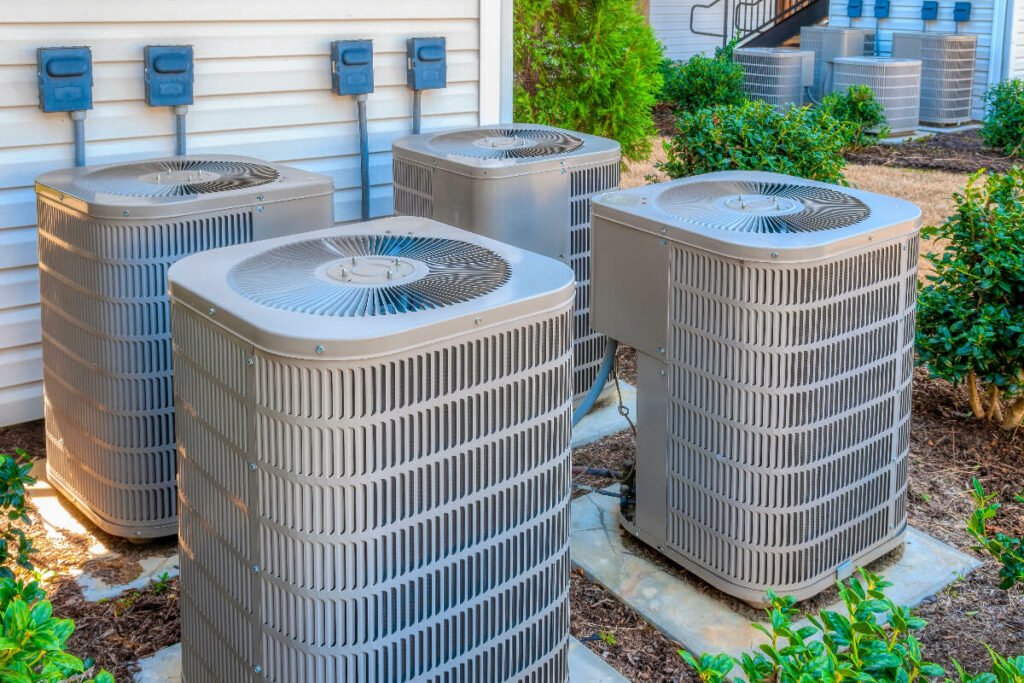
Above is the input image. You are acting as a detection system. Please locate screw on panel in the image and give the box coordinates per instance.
[315,345,325,354]
[122,210,130,216]
[659,370,666,376]
[256,194,265,201]
[251,565,261,573]
[247,357,255,366]
[660,239,667,246]
[255,205,265,213]
[657,346,665,354]
[248,463,257,471]
[253,665,262,674]
[660,227,667,234]
[474,317,482,325]
[207,307,215,316]
[771,252,779,259]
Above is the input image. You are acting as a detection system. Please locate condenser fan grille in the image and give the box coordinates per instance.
[427,128,584,159]
[79,159,280,198]
[656,180,871,233]
[228,234,510,317]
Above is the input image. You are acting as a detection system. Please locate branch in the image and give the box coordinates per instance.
[1001,397,1024,429]
[967,371,986,419]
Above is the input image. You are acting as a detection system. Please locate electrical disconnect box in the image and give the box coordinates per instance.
[953,2,972,21]
[144,45,194,107]
[874,0,891,18]
[407,37,446,90]
[331,39,374,96]
[921,1,939,20]
[848,0,864,17]
[37,47,93,112]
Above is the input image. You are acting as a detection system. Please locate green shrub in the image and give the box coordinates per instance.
[954,645,1024,683]
[916,168,1024,428]
[0,450,35,579]
[514,0,664,162]
[981,79,1024,157]
[659,99,850,184]
[0,577,113,682]
[818,84,888,149]
[967,478,1024,590]
[659,40,746,112]
[680,568,946,683]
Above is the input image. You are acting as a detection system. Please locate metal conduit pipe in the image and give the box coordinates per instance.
[70,111,86,167]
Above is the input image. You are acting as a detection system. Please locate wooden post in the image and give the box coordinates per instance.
[635,0,651,20]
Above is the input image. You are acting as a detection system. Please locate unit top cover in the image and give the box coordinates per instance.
[832,56,922,67]
[593,171,921,261]
[392,123,621,178]
[168,216,575,358]
[35,155,333,220]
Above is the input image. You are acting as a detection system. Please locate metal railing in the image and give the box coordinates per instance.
[690,0,821,46]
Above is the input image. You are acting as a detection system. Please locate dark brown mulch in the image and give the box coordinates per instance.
[653,103,678,137]
[53,576,181,681]
[847,129,1020,174]
[0,419,46,457]
[569,350,1023,681]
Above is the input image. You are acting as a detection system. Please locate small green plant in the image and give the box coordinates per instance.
[149,572,172,595]
[0,577,114,682]
[660,99,851,184]
[0,450,36,579]
[916,168,1024,428]
[967,478,1024,590]
[953,645,1024,683]
[597,631,617,647]
[680,568,945,683]
[660,40,746,113]
[514,0,665,162]
[818,84,888,149]
[981,79,1024,157]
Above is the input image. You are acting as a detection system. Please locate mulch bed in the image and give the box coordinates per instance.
[847,129,1020,174]
[1,352,1021,682]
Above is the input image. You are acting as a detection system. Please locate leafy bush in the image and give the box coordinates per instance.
[659,40,746,112]
[514,0,664,162]
[954,645,1024,683]
[818,84,888,149]
[967,478,1024,590]
[981,79,1024,157]
[0,577,113,682]
[680,569,946,683]
[0,450,35,579]
[660,99,850,184]
[916,168,1024,428]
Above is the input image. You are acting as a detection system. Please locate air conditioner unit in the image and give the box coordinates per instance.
[392,124,620,401]
[733,47,815,110]
[590,171,921,604]
[35,156,334,539]
[833,57,923,134]
[892,32,977,125]
[168,216,574,682]
[800,26,876,100]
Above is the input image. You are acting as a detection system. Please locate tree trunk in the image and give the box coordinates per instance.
[967,372,985,419]
[1002,397,1024,429]
[986,386,1003,422]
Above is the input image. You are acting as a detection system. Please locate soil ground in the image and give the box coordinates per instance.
[848,130,1019,175]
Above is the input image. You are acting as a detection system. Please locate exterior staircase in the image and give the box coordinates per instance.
[689,0,827,48]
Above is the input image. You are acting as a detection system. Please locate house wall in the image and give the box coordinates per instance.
[828,0,996,119]
[1013,0,1024,78]
[0,0,511,428]
[652,0,729,61]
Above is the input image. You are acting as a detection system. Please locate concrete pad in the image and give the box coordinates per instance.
[134,643,181,683]
[571,490,982,659]
[569,637,630,682]
[572,382,637,449]
[78,553,180,603]
[132,638,626,682]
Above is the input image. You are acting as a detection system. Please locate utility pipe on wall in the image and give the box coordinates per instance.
[70,111,87,167]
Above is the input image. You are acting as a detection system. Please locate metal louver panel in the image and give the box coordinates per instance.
[800,26,876,101]
[427,127,583,159]
[170,219,575,682]
[833,57,922,134]
[38,199,253,538]
[655,179,871,233]
[228,235,510,317]
[77,158,280,197]
[392,157,434,218]
[733,48,814,110]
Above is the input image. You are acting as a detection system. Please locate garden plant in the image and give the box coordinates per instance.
[916,168,1024,428]
[981,79,1024,157]
[659,99,851,184]
[967,478,1024,590]
[818,84,888,150]
[659,39,746,113]
[514,0,664,162]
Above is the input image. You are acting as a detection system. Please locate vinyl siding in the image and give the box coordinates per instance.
[828,0,995,119]
[0,1,508,427]
[652,0,729,60]
[1013,1,1024,78]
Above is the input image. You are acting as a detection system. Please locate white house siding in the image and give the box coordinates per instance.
[0,0,510,428]
[652,0,729,60]
[1013,0,1024,78]
[828,0,996,119]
